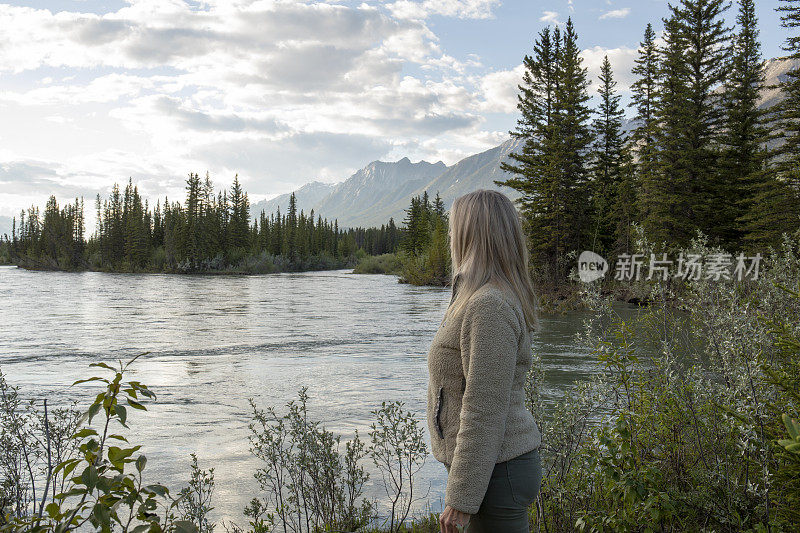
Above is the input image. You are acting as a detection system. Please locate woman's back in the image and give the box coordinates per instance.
[426,282,541,515]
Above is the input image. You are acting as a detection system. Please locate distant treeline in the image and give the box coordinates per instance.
[498,0,800,285]
[399,191,450,285]
[0,173,401,273]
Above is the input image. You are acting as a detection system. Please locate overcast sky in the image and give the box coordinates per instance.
[0,0,790,220]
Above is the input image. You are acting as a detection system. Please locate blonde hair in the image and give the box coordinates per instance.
[447,189,539,331]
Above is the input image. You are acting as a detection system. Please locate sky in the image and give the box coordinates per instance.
[0,0,792,221]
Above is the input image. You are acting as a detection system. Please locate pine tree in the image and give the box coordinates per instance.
[497,25,559,218]
[185,172,202,265]
[287,192,298,261]
[762,0,800,239]
[124,181,148,268]
[228,174,249,250]
[630,23,660,225]
[433,192,445,219]
[719,0,769,247]
[498,18,593,283]
[109,183,125,265]
[401,196,423,254]
[739,0,800,248]
[590,55,632,255]
[648,0,732,245]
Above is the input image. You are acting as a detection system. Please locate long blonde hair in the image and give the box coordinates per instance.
[447,189,539,331]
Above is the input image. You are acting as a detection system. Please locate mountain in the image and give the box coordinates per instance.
[254,138,525,228]
[758,56,800,110]
[250,180,334,221]
[312,157,448,227]
[373,137,525,228]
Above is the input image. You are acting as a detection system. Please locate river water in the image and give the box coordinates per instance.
[0,266,607,525]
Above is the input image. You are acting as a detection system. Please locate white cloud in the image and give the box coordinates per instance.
[385,0,501,21]
[0,1,508,210]
[580,45,638,93]
[477,65,525,114]
[539,10,560,24]
[599,8,631,20]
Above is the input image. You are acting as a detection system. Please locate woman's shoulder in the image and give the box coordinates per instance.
[465,283,524,324]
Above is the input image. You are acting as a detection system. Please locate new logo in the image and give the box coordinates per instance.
[578,250,608,282]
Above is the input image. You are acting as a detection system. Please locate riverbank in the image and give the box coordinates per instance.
[351,251,660,311]
[9,250,359,275]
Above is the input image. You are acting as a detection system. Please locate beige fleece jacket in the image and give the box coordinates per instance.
[426,282,541,515]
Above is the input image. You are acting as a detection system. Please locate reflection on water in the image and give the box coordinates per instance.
[0,266,620,523]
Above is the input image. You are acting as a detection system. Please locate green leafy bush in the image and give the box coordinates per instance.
[531,235,800,532]
[353,253,403,275]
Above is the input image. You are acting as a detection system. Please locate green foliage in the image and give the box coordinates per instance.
[246,387,374,533]
[7,176,400,275]
[353,253,404,275]
[8,197,85,270]
[761,282,800,528]
[497,18,593,285]
[630,23,659,220]
[719,0,770,248]
[0,372,82,529]
[498,5,798,287]
[368,401,428,533]
[531,236,800,532]
[590,55,636,257]
[773,0,800,191]
[1,354,197,533]
[2,360,436,533]
[397,193,450,287]
[178,455,215,533]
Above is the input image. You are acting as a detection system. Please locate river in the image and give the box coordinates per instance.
[0,266,607,526]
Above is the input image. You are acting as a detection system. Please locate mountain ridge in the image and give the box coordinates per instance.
[252,56,796,230]
[251,138,524,228]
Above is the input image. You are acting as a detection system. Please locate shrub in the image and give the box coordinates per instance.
[530,234,800,532]
[246,387,374,533]
[1,354,197,532]
[368,401,428,533]
[353,254,403,275]
[178,455,215,533]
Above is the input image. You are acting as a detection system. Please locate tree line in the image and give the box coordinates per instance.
[1,173,401,272]
[498,0,800,285]
[398,191,450,285]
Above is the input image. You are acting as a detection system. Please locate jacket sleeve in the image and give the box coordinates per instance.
[444,291,522,514]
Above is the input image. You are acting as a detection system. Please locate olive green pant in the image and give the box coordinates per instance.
[463,448,542,533]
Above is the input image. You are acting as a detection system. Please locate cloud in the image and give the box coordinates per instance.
[539,11,560,24]
[580,45,639,92]
[193,131,395,192]
[477,65,525,114]
[599,8,631,20]
[0,1,515,218]
[385,0,501,21]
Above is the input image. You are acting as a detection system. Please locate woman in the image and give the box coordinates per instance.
[426,189,542,533]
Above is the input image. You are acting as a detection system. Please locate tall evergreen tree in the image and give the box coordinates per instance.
[759,0,800,242]
[124,180,148,268]
[719,0,770,247]
[184,172,202,265]
[630,23,660,226]
[647,0,732,245]
[498,18,593,283]
[286,192,298,261]
[590,56,632,255]
[228,174,249,250]
[496,26,559,213]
